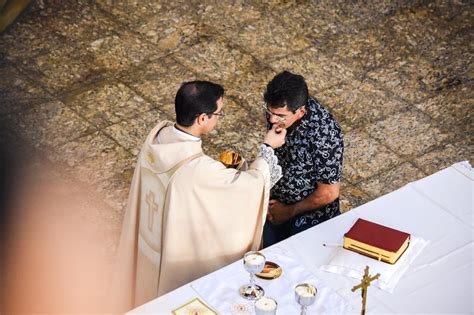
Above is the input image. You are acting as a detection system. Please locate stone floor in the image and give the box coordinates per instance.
[1,0,473,253]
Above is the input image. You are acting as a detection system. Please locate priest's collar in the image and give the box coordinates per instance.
[172,124,201,141]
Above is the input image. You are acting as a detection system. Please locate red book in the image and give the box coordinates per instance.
[343,218,411,264]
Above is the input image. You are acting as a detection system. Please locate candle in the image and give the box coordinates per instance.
[295,283,317,308]
[295,285,316,298]
[255,296,277,315]
[243,252,265,273]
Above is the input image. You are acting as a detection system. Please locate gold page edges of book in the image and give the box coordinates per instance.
[343,236,410,264]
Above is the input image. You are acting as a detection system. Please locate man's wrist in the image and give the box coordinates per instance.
[291,201,311,217]
[289,203,299,218]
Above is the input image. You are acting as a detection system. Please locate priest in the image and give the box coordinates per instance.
[114,80,286,311]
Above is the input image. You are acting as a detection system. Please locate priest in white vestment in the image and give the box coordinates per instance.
[114,81,286,311]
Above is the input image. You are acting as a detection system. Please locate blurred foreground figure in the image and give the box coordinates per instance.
[0,126,119,313]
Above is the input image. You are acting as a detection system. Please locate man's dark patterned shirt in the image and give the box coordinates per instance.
[269,97,344,229]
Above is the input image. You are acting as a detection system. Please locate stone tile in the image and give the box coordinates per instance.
[46,4,120,49]
[340,180,371,213]
[412,140,473,176]
[419,59,472,97]
[321,0,412,24]
[121,56,197,117]
[323,26,411,76]
[138,108,172,129]
[86,30,157,73]
[202,125,265,163]
[348,1,396,17]
[335,117,353,134]
[367,58,442,104]
[200,136,221,161]
[197,2,261,35]
[365,108,454,160]
[102,118,149,157]
[95,174,131,214]
[269,3,432,69]
[173,39,260,84]
[202,97,264,159]
[421,32,473,91]
[0,64,53,114]
[20,45,102,94]
[343,129,403,184]
[414,25,473,95]
[131,6,201,54]
[95,0,177,26]
[216,98,253,132]
[444,14,473,40]
[228,14,312,62]
[326,5,467,79]
[269,48,356,93]
[387,7,452,50]
[13,100,95,150]
[50,131,134,186]
[1,1,93,58]
[414,84,473,137]
[226,66,276,115]
[269,2,360,44]
[318,80,410,129]
[33,0,91,15]
[204,95,269,161]
[243,0,295,11]
[0,12,68,61]
[104,109,167,156]
[257,0,392,30]
[67,82,154,129]
[426,0,473,29]
[357,162,426,198]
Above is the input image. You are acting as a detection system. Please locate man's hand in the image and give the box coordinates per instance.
[267,199,295,224]
[263,124,287,149]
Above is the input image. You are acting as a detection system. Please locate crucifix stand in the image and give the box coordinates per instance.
[351,266,380,315]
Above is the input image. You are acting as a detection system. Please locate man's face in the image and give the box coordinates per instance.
[265,104,306,129]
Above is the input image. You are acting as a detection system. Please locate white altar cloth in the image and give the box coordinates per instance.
[191,246,353,314]
[128,162,473,314]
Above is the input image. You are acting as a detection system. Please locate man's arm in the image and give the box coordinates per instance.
[268,182,340,223]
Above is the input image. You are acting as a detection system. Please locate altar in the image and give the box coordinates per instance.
[128,162,473,314]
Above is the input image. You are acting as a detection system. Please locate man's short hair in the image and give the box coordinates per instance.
[175,80,224,127]
[264,71,309,112]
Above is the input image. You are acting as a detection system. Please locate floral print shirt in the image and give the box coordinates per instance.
[268,97,344,228]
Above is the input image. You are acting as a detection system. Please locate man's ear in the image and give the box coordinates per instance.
[298,106,306,118]
[196,113,207,126]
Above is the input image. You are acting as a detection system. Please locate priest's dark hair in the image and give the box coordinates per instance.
[264,71,309,112]
[175,80,225,127]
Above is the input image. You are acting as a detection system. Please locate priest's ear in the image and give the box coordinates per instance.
[196,113,209,126]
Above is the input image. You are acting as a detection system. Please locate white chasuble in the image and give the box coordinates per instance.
[113,121,272,312]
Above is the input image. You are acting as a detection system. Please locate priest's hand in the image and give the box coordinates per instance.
[263,124,287,149]
[268,199,295,224]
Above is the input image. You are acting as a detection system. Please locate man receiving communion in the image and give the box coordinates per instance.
[262,71,344,247]
[114,80,286,311]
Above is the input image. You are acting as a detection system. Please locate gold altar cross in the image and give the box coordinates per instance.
[146,191,159,232]
[351,266,380,315]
